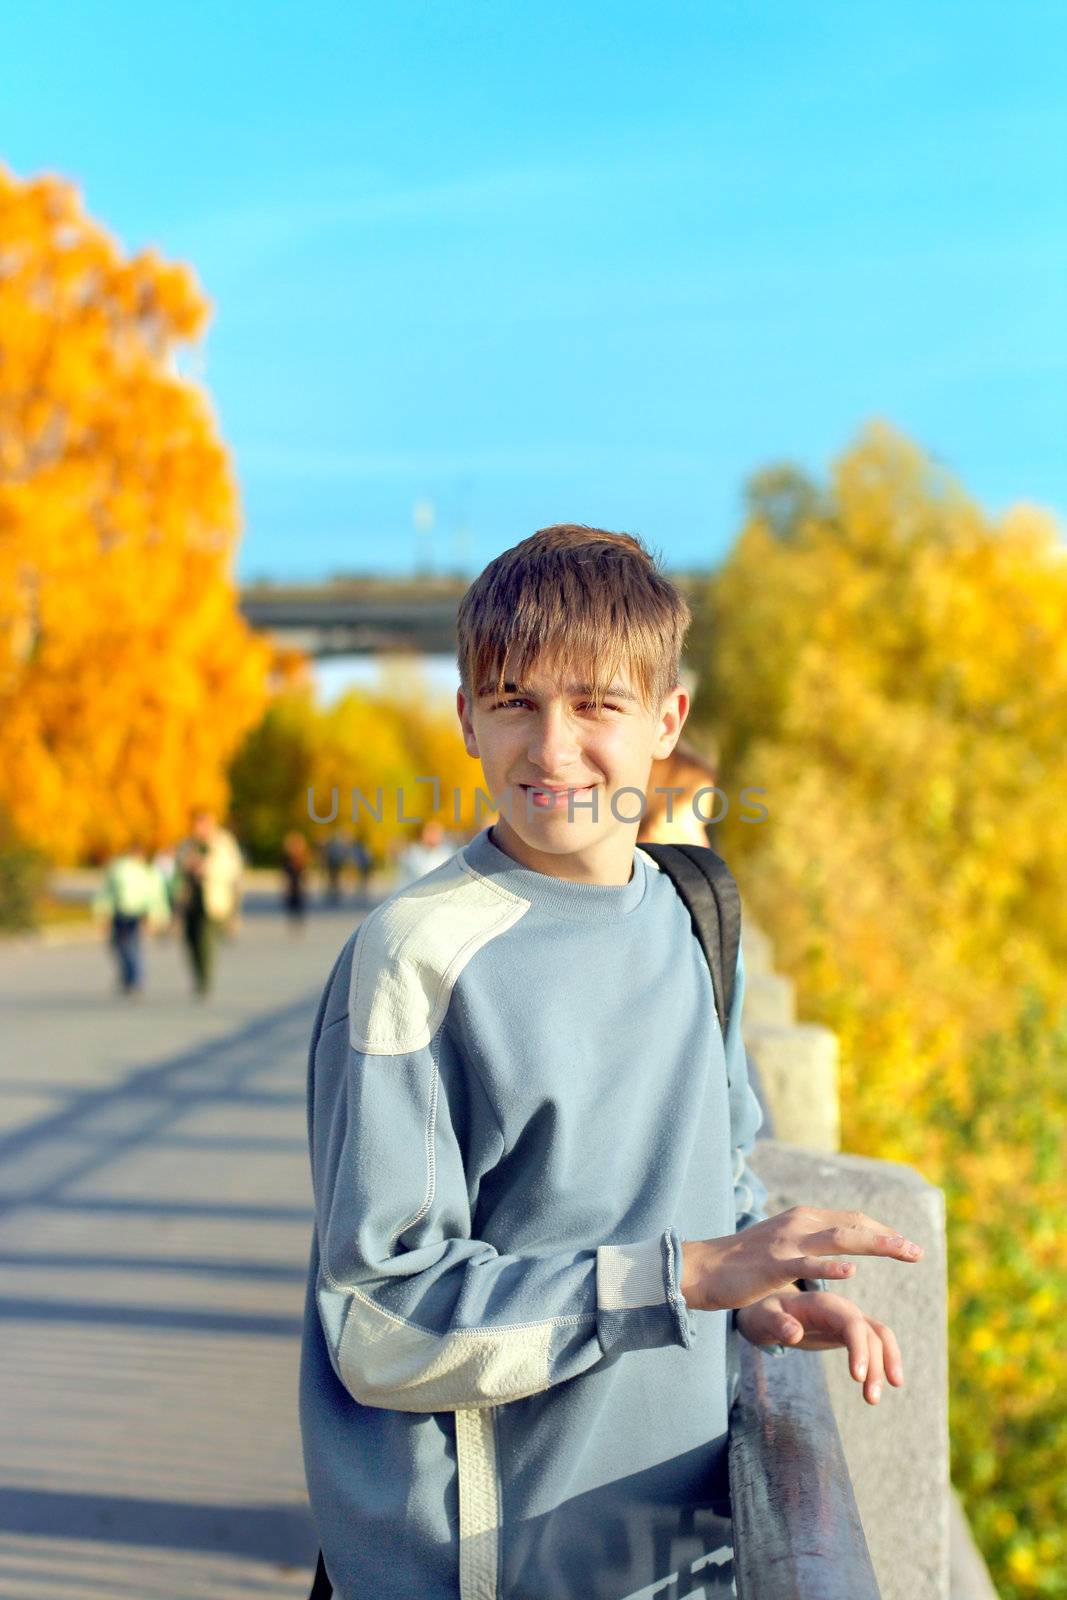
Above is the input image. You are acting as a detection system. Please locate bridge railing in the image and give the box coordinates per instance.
[738,916,956,1600]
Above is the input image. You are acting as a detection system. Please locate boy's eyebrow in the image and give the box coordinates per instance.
[477,681,639,702]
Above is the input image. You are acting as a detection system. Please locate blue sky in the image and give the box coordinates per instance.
[4,1,1065,580]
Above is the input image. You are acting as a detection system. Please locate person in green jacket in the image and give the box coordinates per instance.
[92,846,171,996]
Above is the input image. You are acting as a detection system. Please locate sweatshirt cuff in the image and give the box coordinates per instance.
[595,1230,695,1356]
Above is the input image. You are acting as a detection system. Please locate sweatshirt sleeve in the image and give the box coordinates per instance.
[307,931,694,1415]
[724,941,772,1235]
[725,939,827,1356]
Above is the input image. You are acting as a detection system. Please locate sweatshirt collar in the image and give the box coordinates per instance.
[460,825,650,922]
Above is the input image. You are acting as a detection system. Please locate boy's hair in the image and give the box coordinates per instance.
[457,524,692,715]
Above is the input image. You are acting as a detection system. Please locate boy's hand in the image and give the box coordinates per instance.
[680,1206,923,1312]
[735,1290,904,1406]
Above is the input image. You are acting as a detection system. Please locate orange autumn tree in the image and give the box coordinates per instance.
[0,165,272,863]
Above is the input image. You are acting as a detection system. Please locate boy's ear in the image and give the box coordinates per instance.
[651,685,690,760]
[456,688,480,759]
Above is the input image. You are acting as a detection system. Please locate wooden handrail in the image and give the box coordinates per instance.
[728,1337,880,1600]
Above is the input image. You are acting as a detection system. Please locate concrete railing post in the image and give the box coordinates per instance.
[744,1022,841,1151]
[741,917,840,1152]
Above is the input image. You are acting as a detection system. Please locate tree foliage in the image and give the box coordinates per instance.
[227,685,319,866]
[228,665,481,866]
[0,165,273,862]
[690,420,1067,1596]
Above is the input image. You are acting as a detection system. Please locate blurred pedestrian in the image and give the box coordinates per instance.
[172,808,244,998]
[322,832,349,906]
[282,830,311,930]
[92,844,171,997]
[394,820,455,887]
[351,836,373,900]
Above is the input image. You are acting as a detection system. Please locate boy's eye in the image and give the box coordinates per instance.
[491,699,624,714]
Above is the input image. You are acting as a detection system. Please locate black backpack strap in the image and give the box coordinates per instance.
[638,842,742,1084]
[308,1551,333,1599]
[640,844,821,1306]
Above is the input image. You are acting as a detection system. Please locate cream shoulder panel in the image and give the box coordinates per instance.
[348,853,530,1056]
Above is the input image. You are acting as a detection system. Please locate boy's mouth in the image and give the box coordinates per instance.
[518,783,597,812]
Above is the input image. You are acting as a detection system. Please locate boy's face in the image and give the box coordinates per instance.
[456,663,688,883]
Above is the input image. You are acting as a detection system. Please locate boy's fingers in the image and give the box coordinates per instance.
[798,1255,856,1282]
[774,1291,904,1399]
[868,1317,905,1385]
[842,1313,870,1383]
[863,1326,886,1405]
[804,1215,923,1263]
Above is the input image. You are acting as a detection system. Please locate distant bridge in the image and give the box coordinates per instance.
[240,574,711,658]
[239,579,469,658]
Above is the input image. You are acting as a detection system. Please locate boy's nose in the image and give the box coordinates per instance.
[527,707,582,771]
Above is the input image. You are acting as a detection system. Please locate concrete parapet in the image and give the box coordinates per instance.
[749,1139,950,1600]
[740,920,774,975]
[744,1024,840,1151]
[742,971,795,1027]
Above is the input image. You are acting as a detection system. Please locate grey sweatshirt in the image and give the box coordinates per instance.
[299,824,773,1599]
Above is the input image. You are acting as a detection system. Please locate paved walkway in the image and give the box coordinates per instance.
[0,899,369,1599]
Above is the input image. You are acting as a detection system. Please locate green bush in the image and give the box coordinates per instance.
[0,810,50,932]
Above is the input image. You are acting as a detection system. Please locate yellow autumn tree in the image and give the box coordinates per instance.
[691,422,1067,1118]
[688,420,1067,1595]
[370,656,484,836]
[228,656,482,869]
[0,165,273,863]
